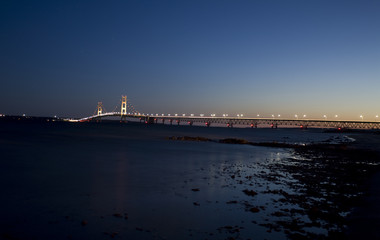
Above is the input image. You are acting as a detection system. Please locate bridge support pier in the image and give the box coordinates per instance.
[145,117,155,124]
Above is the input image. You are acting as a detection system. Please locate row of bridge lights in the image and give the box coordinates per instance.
[136,113,379,121]
[140,113,245,118]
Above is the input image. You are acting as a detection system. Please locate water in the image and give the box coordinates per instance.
[0,121,351,240]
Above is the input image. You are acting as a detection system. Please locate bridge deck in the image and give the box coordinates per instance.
[66,113,380,129]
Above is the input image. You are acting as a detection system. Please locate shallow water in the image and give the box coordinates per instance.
[0,122,352,239]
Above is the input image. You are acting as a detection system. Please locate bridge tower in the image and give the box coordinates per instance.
[121,95,127,122]
[96,102,103,122]
[97,102,103,116]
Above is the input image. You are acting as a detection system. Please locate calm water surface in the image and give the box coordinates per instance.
[0,122,347,240]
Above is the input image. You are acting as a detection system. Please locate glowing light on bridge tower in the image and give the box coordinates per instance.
[121,95,127,122]
[97,102,103,116]
[121,96,127,114]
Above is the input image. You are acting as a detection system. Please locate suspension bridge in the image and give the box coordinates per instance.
[65,95,380,130]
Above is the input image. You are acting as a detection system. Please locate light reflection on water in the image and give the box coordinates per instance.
[0,122,349,239]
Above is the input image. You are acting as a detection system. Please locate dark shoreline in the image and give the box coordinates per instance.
[168,134,380,239]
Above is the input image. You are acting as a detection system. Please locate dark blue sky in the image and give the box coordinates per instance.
[1,0,379,120]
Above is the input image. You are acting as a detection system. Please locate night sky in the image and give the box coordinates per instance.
[1,0,379,120]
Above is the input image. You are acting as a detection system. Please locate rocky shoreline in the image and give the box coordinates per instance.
[167,135,380,239]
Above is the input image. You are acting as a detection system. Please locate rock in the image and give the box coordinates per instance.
[243,189,258,197]
[249,207,260,213]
